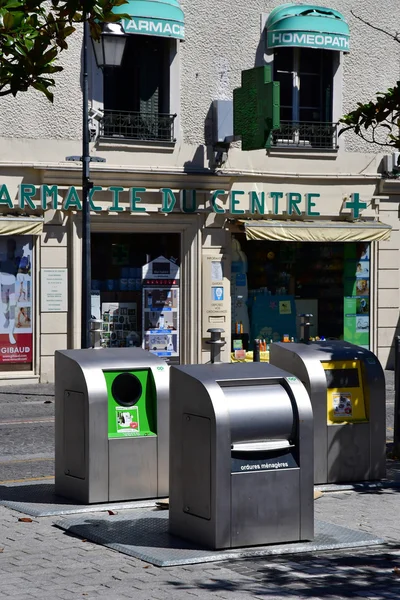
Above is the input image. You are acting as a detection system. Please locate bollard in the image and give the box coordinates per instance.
[299,314,313,343]
[253,339,260,362]
[206,328,226,363]
[394,336,400,458]
[90,318,103,348]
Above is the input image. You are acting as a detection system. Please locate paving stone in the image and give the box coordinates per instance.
[0,378,400,600]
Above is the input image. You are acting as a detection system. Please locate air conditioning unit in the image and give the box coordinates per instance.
[212,100,234,144]
[383,152,400,173]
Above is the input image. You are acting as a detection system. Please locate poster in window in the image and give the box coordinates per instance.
[101,302,140,348]
[0,236,33,364]
[142,256,180,358]
[343,243,370,349]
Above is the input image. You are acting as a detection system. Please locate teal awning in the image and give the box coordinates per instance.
[266,4,350,51]
[113,0,184,40]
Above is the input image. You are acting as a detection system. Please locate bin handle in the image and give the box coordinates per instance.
[231,440,294,452]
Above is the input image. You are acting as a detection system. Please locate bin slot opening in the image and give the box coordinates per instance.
[218,379,281,388]
[231,440,294,453]
[324,368,359,389]
[219,383,295,443]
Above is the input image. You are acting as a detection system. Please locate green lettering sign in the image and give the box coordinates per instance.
[306,193,321,217]
[64,186,82,211]
[250,191,266,215]
[0,184,13,208]
[19,184,36,210]
[181,189,197,213]
[230,190,245,214]
[89,186,103,211]
[40,185,58,210]
[161,188,176,213]
[109,186,124,212]
[287,193,302,216]
[270,191,283,215]
[130,187,146,213]
[211,190,226,214]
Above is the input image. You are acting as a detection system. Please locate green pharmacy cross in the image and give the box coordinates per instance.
[345,193,367,219]
[233,66,280,151]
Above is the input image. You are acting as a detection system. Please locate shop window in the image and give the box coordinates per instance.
[272,47,338,149]
[0,236,33,372]
[101,36,176,142]
[231,237,370,357]
[91,233,181,362]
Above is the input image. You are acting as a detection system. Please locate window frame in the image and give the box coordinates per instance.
[262,12,344,151]
[89,35,182,144]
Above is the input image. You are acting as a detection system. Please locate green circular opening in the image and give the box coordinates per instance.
[111,373,142,407]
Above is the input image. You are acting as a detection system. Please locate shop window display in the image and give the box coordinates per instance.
[91,233,180,359]
[0,236,33,370]
[232,236,370,351]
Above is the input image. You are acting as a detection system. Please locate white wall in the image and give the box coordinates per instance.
[0,1,399,157]
[377,185,400,368]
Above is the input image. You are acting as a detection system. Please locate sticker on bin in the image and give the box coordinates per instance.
[212,287,224,301]
[333,392,352,418]
[116,406,140,436]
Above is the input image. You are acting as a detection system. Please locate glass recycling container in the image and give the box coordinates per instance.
[55,348,169,503]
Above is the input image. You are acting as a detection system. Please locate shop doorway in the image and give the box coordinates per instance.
[232,236,370,348]
[91,232,181,361]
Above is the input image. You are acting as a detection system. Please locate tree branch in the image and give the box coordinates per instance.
[351,10,400,43]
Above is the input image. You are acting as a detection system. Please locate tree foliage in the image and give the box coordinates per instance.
[339,11,400,148]
[0,0,128,101]
[340,84,400,149]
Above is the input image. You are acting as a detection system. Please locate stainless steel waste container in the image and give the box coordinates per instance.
[169,362,314,549]
[270,341,386,484]
[55,348,169,503]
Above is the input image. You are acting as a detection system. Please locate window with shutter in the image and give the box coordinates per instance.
[102,35,174,142]
[272,47,337,148]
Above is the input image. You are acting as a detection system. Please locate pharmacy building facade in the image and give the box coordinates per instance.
[0,0,399,382]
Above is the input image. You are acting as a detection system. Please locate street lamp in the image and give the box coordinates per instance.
[79,20,127,349]
[91,23,127,68]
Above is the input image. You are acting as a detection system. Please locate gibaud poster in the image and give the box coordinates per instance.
[0,236,33,364]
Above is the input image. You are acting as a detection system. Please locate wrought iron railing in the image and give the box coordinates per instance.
[100,110,176,142]
[272,121,339,149]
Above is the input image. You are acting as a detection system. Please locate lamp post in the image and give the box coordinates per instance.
[78,20,127,349]
[81,18,91,349]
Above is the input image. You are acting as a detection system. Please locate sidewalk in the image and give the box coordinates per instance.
[1,477,400,600]
[0,374,399,600]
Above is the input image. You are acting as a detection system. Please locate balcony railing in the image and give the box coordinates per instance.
[272,121,339,149]
[100,110,176,142]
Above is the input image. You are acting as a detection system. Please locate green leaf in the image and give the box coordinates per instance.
[32,80,54,102]
[39,47,58,64]
[12,42,28,57]
[3,12,14,29]
[63,25,75,36]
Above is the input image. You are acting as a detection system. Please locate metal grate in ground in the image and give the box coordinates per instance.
[55,509,384,567]
[0,480,158,516]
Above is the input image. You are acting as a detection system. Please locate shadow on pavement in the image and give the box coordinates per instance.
[167,545,400,598]
[0,482,73,504]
